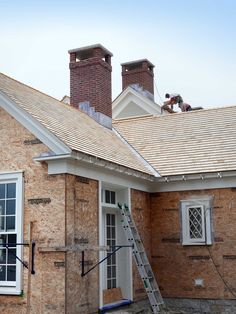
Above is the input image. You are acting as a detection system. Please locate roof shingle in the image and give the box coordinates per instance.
[113,107,236,176]
[0,73,153,176]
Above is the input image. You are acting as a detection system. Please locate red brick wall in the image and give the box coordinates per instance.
[131,189,152,301]
[150,188,236,300]
[122,62,154,94]
[0,108,66,314]
[69,56,112,117]
[65,175,99,314]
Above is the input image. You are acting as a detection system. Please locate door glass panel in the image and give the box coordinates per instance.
[106,213,117,289]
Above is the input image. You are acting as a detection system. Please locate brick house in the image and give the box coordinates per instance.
[0,43,236,313]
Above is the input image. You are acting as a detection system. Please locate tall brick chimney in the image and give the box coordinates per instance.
[69,44,113,118]
[121,59,155,95]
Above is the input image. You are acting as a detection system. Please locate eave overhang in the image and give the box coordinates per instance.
[34,151,155,182]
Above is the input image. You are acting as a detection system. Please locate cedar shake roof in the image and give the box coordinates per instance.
[0,72,154,176]
[113,107,236,176]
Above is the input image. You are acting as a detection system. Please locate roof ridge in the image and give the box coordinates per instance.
[113,104,236,124]
[113,114,153,122]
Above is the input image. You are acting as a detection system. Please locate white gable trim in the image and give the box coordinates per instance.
[113,128,160,178]
[112,87,161,119]
[0,91,71,155]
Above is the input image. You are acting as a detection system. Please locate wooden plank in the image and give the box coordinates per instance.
[26,222,33,314]
[103,287,123,305]
[38,245,109,253]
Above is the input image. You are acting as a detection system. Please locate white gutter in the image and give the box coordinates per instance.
[34,151,155,182]
[157,170,236,183]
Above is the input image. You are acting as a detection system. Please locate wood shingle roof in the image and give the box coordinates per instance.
[113,106,236,176]
[0,73,154,176]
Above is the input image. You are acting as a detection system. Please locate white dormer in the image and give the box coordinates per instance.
[112,85,162,120]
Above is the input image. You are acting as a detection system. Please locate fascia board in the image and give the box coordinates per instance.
[130,88,161,111]
[34,154,236,193]
[154,170,236,192]
[34,152,155,182]
[0,91,71,155]
[45,158,154,192]
[157,170,236,183]
[155,175,236,192]
[34,154,71,162]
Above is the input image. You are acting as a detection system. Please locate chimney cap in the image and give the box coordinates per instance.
[68,43,113,59]
[121,58,155,68]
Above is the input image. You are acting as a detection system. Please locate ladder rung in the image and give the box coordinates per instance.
[119,203,163,312]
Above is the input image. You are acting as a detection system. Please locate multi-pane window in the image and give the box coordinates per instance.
[103,190,116,205]
[0,234,17,283]
[0,173,23,294]
[180,198,213,246]
[106,213,117,289]
[0,183,16,232]
[188,206,204,240]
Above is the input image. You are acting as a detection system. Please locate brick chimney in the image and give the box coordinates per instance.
[69,44,113,118]
[121,59,155,95]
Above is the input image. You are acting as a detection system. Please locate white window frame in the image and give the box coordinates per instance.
[101,189,116,208]
[180,198,213,246]
[0,172,23,295]
[105,212,117,290]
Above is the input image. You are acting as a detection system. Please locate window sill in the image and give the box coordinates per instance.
[101,203,117,209]
[0,288,21,295]
[182,242,212,246]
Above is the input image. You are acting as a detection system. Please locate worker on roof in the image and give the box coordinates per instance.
[179,102,192,112]
[165,93,192,112]
[161,97,177,113]
[165,93,183,107]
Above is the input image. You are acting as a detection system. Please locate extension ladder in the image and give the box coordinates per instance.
[118,203,164,313]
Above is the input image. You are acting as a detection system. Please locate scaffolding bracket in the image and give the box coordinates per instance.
[81,245,133,277]
[1,241,36,275]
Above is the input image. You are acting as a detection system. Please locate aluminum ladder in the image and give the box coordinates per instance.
[118,203,165,313]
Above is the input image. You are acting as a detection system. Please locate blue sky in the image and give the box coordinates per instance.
[0,0,236,108]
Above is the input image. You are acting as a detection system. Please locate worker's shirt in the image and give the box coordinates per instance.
[169,94,183,104]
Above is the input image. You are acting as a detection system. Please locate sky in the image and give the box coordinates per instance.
[0,0,236,109]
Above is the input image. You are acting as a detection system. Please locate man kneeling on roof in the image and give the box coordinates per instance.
[162,93,192,113]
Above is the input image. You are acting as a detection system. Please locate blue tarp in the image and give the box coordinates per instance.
[100,299,132,312]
